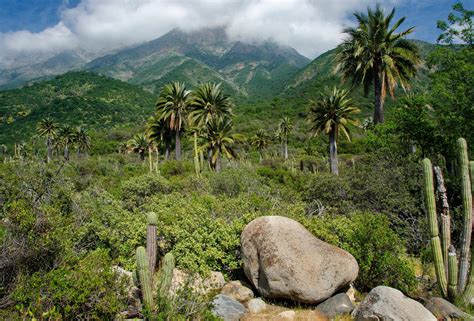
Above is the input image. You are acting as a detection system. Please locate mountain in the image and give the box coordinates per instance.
[85,27,310,98]
[0,71,155,145]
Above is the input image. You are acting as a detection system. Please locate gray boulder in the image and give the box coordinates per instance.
[212,294,247,321]
[353,286,437,321]
[247,298,266,314]
[241,216,358,304]
[316,293,354,319]
[424,297,473,321]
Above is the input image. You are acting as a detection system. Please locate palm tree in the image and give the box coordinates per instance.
[204,117,242,172]
[146,115,173,161]
[307,87,360,175]
[335,4,421,124]
[155,82,191,160]
[189,83,233,126]
[250,129,271,163]
[278,117,293,160]
[127,134,149,161]
[37,117,58,163]
[58,125,75,161]
[74,126,91,157]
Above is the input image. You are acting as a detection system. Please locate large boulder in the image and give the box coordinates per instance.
[221,280,254,303]
[212,294,247,321]
[352,286,437,321]
[424,297,473,321]
[241,216,358,304]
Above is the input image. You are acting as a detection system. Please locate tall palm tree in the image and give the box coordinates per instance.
[37,117,58,163]
[250,129,271,163]
[204,117,242,172]
[155,82,191,160]
[74,126,91,157]
[307,87,360,175]
[335,4,421,124]
[189,82,233,126]
[58,125,75,161]
[146,115,173,161]
[278,117,293,160]
[127,134,149,161]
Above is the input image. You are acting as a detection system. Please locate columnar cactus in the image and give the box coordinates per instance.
[136,246,154,311]
[146,212,157,275]
[423,137,473,305]
[158,252,175,298]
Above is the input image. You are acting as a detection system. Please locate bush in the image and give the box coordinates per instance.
[160,160,194,177]
[301,212,417,293]
[121,173,172,209]
[207,167,264,197]
[11,249,128,320]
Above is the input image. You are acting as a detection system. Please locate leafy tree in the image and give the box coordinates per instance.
[127,134,149,161]
[155,82,191,160]
[307,87,360,175]
[437,2,473,46]
[250,129,271,163]
[74,126,91,157]
[277,117,293,160]
[336,4,421,124]
[36,117,58,163]
[203,117,242,172]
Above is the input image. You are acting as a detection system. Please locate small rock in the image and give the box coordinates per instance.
[352,286,437,321]
[169,269,225,296]
[241,216,358,304]
[212,294,247,321]
[247,298,266,314]
[274,310,296,320]
[425,297,473,320]
[221,280,254,302]
[346,284,356,303]
[316,293,354,319]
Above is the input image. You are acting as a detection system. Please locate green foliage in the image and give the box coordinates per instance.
[121,173,172,209]
[436,2,473,45]
[11,249,127,320]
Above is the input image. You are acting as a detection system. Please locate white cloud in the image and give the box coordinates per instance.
[0,0,404,66]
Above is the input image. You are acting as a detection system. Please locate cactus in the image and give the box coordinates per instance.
[146,212,157,275]
[158,252,175,298]
[423,138,474,305]
[136,246,153,311]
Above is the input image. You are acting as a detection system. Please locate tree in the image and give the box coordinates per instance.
[127,134,149,161]
[250,129,271,163]
[203,117,242,172]
[74,126,91,157]
[335,4,421,124]
[278,117,293,160]
[189,82,233,126]
[36,117,58,163]
[307,87,360,175]
[58,125,75,161]
[146,115,172,162]
[155,82,191,160]
[437,2,473,46]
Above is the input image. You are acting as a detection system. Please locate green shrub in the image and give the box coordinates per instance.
[160,160,194,177]
[11,249,128,320]
[121,173,172,209]
[207,167,264,197]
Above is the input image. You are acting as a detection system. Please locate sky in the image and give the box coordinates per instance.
[0,0,462,65]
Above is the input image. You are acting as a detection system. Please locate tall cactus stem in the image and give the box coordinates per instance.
[457,138,472,293]
[159,252,175,298]
[136,246,154,311]
[448,246,458,301]
[146,212,157,276]
[431,236,448,297]
[423,159,439,237]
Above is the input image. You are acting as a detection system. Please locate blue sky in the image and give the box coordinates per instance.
[0,0,465,61]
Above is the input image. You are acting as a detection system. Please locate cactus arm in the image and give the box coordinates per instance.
[423,158,448,297]
[136,246,154,311]
[146,212,157,276]
[448,246,458,301]
[457,138,472,293]
[158,252,175,298]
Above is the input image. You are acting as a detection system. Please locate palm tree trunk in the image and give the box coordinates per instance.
[165,142,170,160]
[329,128,338,175]
[215,153,221,172]
[259,150,263,163]
[64,144,69,161]
[47,137,52,163]
[373,64,384,125]
[140,151,145,161]
[284,137,288,160]
[155,146,159,172]
[148,147,153,172]
[175,130,181,160]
